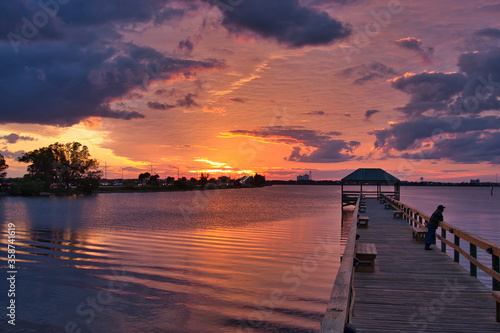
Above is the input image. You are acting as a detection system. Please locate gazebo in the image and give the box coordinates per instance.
[341,168,400,209]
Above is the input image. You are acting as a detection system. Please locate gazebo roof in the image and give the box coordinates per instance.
[341,168,399,184]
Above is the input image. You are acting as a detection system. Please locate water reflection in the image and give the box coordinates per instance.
[0,186,342,332]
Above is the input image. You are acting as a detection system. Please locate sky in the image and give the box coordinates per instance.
[1,0,500,182]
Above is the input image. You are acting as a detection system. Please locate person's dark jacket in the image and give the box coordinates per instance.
[428,209,443,229]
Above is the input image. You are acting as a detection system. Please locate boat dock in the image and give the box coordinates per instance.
[321,168,500,332]
[350,198,500,332]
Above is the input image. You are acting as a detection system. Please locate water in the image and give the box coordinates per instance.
[400,186,500,288]
[1,185,499,332]
[0,186,343,333]
[400,186,500,244]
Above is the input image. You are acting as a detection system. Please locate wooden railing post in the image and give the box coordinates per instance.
[454,235,460,263]
[385,196,500,294]
[494,254,500,291]
[441,228,446,253]
[470,244,477,278]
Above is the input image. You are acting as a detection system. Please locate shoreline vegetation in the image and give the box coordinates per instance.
[0,141,498,197]
[0,141,270,197]
[1,174,268,197]
[1,178,497,198]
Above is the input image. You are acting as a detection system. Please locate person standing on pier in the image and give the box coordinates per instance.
[425,205,445,250]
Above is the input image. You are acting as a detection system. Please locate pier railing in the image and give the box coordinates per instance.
[320,195,360,332]
[382,194,500,291]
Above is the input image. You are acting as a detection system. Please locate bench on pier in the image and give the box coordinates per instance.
[411,227,428,243]
[357,216,369,228]
[393,210,403,219]
[493,291,500,322]
[359,205,366,213]
[356,242,377,272]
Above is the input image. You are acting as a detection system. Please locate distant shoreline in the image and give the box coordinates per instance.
[2,181,497,197]
[268,180,499,187]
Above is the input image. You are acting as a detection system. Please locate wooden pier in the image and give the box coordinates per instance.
[321,197,500,333]
[351,198,500,332]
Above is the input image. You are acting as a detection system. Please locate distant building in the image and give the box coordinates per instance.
[470,179,480,184]
[297,174,310,181]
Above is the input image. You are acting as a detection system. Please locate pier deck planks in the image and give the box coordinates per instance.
[351,199,500,333]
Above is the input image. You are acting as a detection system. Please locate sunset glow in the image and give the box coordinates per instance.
[2,0,500,182]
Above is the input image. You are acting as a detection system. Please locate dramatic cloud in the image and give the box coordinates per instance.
[147,102,175,110]
[400,131,500,165]
[390,48,500,119]
[287,140,360,163]
[0,41,223,125]
[148,92,200,110]
[372,46,500,164]
[342,61,398,85]
[0,149,25,160]
[1,1,191,32]
[177,93,198,108]
[452,49,500,113]
[391,72,468,117]
[304,0,361,5]
[394,37,434,63]
[304,111,327,115]
[225,126,359,162]
[364,109,380,121]
[178,38,195,55]
[372,115,500,151]
[205,0,351,48]
[0,1,223,126]
[0,133,36,144]
[176,35,201,56]
[475,28,500,39]
[394,37,423,52]
[229,97,246,103]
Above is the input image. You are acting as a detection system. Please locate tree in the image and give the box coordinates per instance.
[199,173,209,188]
[149,174,160,186]
[0,154,8,181]
[138,172,151,185]
[254,173,266,187]
[18,142,101,192]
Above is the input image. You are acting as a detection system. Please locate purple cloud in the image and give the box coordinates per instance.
[204,0,350,48]
[228,126,359,163]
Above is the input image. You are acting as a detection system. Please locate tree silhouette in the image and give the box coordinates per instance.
[254,173,266,187]
[150,174,160,186]
[138,172,151,184]
[0,154,8,181]
[199,173,209,188]
[18,142,101,192]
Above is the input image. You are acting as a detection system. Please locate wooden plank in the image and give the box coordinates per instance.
[349,198,500,333]
[320,196,360,332]
[384,195,500,255]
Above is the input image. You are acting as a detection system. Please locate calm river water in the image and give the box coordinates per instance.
[0,185,499,332]
[0,186,343,333]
